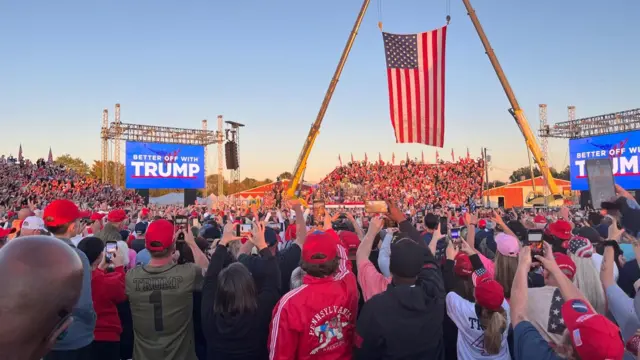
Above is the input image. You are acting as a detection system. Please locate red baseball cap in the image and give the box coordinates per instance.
[90,212,106,221]
[553,252,577,281]
[145,220,175,251]
[302,231,338,264]
[79,210,91,218]
[475,278,505,312]
[454,253,473,277]
[0,228,17,238]
[107,209,127,223]
[546,220,572,240]
[339,231,360,252]
[43,200,81,227]
[478,219,487,229]
[141,208,150,216]
[562,299,624,360]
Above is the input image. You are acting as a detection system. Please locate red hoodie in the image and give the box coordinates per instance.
[91,266,127,342]
[268,230,358,360]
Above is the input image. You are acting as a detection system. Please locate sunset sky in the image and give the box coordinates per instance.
[1,0,638,183]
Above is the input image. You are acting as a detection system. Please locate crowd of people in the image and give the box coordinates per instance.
[2,154,640,360]
[0,155,142,212]
[315,158,485,209]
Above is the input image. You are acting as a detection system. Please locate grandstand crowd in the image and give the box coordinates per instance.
[1,155,640,360]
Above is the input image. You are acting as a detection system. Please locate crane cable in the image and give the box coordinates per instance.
[377,0,451,31]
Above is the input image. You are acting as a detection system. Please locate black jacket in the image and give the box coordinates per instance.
[354,220,445,360]
[201,245,281,360]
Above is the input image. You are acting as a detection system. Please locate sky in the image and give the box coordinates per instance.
[1,0,638,183]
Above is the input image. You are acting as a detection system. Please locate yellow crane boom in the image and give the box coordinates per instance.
[286,0,372,200]
[462,0,561,199]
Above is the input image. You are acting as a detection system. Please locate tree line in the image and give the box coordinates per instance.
[53,154,293,196]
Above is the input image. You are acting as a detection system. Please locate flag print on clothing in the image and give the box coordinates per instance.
[547,288,566,334]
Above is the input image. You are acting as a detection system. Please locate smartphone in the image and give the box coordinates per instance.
[528,230,544,259]
[384,218,398,228]
[236,223,252,236]
[267,222,280,231]
[313,201,326,225]
[174,215,188,241]
[585,158,616,209]
[105,241,118,262]
[365,200,388,214]
[439,216,448,233]
[450,227,461,240]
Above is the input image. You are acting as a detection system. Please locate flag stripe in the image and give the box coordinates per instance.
[439,26,447,147]
[387,68,398,142]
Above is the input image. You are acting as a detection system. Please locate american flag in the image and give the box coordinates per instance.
[383,26,447,147]
[547,288,566,335]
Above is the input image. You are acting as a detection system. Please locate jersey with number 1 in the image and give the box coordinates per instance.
[126,262,203,360]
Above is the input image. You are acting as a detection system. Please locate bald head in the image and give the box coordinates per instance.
[0,236,83,356]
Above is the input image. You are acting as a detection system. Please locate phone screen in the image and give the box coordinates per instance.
[240,224,252,233]
[365,200,388,214]
[530,239,544,259]
[450,227,460,239]
[439,217,448,233]
[313,201,326,225]
[585,158,616,209]
[105,242,117,262]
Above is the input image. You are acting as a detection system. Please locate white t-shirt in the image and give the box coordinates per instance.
[446,292,511,360]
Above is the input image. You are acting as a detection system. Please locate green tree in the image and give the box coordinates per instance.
[89,160,125,184]
[278,171,293,180]
[206,174,229,195]
[509,166,559,183]
[557,165,570,180]
[55,154,89,175]
[487,180,506,189]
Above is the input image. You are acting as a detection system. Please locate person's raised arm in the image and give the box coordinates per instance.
[601,222,625,288]
[346,212,365,240]
[183,228,209,270]
[252,221,281,294]
[510,246,532,327]
[464,212,477,249]
[201,223,240,322]
[356,216,384,266]
[291,200,307,248]
[536,242,589,305]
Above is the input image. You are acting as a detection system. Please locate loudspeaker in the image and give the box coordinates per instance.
[135,189,150,205]
[225,141,239,170]
[184,189,197,207]
[580,190,591,209]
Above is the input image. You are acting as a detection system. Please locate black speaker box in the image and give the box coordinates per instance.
[184,189,197,207]
[225,141,239,170]
[135,189,150,205]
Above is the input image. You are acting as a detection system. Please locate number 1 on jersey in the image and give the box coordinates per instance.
[149,290,164,331]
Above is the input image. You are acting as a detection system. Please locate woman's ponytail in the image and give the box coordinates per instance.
[480,307,507,355]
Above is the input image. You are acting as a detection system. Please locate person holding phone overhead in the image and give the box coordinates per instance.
[126,219,209,360]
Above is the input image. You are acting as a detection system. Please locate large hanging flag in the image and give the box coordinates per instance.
[48,147,53,163]
[383,26,447,147]
[18,144,23,162]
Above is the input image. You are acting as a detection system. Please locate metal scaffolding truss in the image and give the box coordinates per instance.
[100,104,232,195]
[102,122,219,145]
[539,108,640,139]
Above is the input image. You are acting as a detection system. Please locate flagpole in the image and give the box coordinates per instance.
[286,0,373,200]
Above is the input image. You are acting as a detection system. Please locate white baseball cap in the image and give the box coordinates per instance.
[22,216,45,230]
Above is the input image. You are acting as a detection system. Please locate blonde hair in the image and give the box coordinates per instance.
[494,253,518,299]
[479,307,507,355]
[570,254,606,315]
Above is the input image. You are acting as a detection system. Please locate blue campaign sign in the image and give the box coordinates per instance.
[125,142,205,189]
[569,131,640,190]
